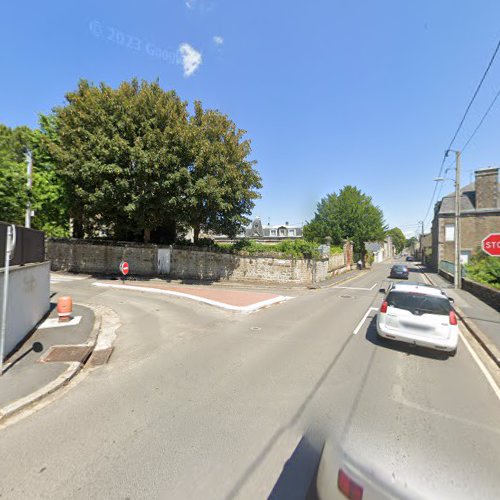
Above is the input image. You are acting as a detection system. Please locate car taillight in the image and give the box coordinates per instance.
[338,469,363,500]
[380,301,388,313]
[449,311,457,325]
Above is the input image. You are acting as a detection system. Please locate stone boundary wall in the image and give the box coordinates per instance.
[47,239,352,284]
[438,268,499,310]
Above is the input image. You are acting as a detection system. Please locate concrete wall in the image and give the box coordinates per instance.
[0,261,50,359]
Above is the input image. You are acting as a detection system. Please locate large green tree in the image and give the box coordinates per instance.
[185,101,262,243]
[50,79,192,241]
[387,227,406,254]
[303,185,386,254]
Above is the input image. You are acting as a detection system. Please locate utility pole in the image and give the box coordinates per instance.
[25,150,33,228]
[454,150,461,289]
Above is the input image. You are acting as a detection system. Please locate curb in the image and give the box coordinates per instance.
[421,268,500,368]
[0,303,119,423]
[317,269,370,289]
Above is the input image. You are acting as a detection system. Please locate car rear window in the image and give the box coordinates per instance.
[386,291,451,316]
[393,265,407,271]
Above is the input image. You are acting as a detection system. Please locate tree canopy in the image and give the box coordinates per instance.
[387,227,406,254]
[0,79,262,242]
[303,185,386,254]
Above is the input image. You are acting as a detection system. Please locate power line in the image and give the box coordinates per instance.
[446,38,500,151]
[422,37,500,226]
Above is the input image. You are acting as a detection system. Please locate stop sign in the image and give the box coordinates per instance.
[120,261,129,275]
[482,233,500,256]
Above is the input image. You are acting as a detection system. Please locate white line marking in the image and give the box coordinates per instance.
[458,328,500,400]
[92,282,293,313]
[38,316,82,329]
[336,283,377,291]
[418,265,500,401]
[353,307,378,335]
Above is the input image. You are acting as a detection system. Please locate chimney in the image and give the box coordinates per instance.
[475,167,498,209]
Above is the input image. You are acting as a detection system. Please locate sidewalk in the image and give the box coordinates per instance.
[0,303,97,421]
[422,267,500,366]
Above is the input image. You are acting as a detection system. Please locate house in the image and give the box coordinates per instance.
[431,166,499,270]
[243,217,303,240]
[419,232,432,265]
[365,236,395,263]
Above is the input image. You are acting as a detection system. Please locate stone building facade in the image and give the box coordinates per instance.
[431,167,499,269]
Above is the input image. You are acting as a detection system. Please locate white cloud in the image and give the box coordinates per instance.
[179,43,202,77]
[185,0,194,9]
[213,35,224,46]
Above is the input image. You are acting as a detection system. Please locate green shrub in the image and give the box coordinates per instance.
[330,245,343,255]
[215,238,321,259]
[465,254,500,289]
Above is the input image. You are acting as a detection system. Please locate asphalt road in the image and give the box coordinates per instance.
[0,262,499,499]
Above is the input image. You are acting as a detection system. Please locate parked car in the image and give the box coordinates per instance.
[406,256,415,262]
[389,264,409,279]
[377,282,458,355]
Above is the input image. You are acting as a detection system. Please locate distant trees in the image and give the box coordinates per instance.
[1,79,261,243]
[387,227,406,254]
[303,185,386,254]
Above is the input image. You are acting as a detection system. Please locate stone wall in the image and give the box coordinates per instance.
[47,239,162,275]
[462,279,500,311]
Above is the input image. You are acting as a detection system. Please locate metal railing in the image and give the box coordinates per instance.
[439,260,467,277]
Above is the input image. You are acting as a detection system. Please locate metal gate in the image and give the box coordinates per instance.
[157,247,171,274]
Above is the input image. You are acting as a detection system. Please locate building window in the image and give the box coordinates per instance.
[288,229,295,236]
[445,224,455,242]
[279,228,286,236]
[270,230,277,236]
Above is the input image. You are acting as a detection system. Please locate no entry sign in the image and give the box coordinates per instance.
[119,261,130,275]
[482,233,500,257]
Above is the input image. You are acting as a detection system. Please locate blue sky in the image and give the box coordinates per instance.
[1,0,500,236]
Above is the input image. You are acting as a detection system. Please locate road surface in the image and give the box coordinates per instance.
[0,262,499,499]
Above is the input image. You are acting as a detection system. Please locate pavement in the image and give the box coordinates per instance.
[419,264,500,366]
[0,299,99,421]
[0,261,498,499]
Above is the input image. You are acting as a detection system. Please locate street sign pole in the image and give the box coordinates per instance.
[0,225,16,376]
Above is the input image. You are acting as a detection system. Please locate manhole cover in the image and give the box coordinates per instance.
[250,326,262,331]
[40,345,92,363]
[340,295,354,299]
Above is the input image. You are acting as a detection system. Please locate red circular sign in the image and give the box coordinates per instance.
[120,261,129,275]
[482,233,500,256]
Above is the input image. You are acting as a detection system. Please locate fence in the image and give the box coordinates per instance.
[439,260,468,278]
[0,222,45,267]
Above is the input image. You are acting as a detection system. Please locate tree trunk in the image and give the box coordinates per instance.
[193,225,200,245]
[72,217,84,239]
[144,228,151,243]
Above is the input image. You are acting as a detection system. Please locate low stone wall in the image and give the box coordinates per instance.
[0,261,50,359]
[47,239,350,284]
[170,247,325,284]
[47,239,163,275]
[462,279,500,311]
[438,268,499,310]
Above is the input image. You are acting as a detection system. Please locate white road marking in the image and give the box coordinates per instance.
[38,316,82,329]
[353,307,378,335]
[418,265,500,401]
[50,274,88,283]
[336,283,377,291]
[92,282,293,313]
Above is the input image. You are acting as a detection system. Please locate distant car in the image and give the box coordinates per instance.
[406,256,415,262]
[389,264,409,279]
[377,282,458,355]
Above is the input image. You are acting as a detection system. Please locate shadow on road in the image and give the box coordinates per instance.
[364,317,450,361]
[268,435,322,500]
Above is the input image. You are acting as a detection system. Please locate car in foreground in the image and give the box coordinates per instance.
[376,282,458,355]
[389,264,409,279]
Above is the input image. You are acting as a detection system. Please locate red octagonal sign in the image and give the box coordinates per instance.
[482,233,500,256]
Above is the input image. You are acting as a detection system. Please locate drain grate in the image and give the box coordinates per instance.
[40,345,92,363]
[340,295,354,299]
[250,326,262,332]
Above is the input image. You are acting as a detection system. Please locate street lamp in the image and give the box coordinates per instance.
[434,150,462,289]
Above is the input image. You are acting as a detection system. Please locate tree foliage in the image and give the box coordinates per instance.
[185,101,262,242]
[47,79,261,243]
[387,227,406,254]
[303,185,386,254]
